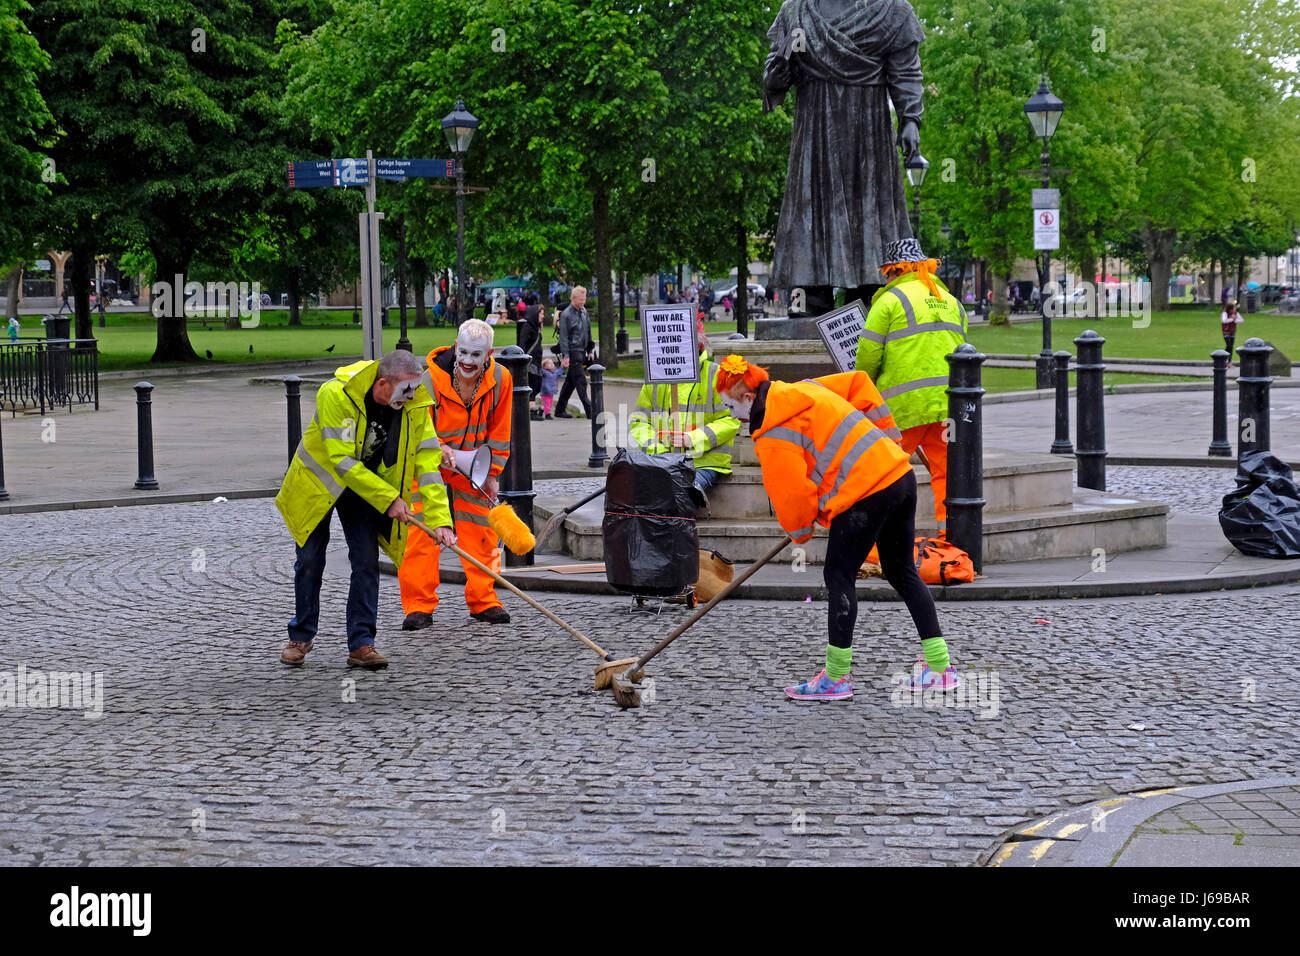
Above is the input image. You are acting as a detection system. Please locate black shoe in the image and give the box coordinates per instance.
[545,413,553,420]
[554,411,573,419]
[402,611,433,631]
[471,606,511,624]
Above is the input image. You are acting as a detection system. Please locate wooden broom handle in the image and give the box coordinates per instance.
[408,517,613,660]
[626,536,791,678]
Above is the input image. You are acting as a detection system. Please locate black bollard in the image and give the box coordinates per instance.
[0,405,9,501]
[496,345,535,567]
[284,375,303,466]
[1236,338,1273,470]
[1074,330,1107,491]
[1208,350,1232,457]
[945,343,986,573]
[587,364,609,469]
[134,381,159,490]
[1050,350,1074,455]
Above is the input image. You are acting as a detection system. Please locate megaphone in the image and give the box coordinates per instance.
[450,445,492,490]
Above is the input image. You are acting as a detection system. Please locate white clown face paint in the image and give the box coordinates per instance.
[455,333,490,380]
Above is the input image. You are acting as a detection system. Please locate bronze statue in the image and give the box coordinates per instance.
[764,0,925,317]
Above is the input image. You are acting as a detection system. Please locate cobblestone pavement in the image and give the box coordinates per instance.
[1104,465,1236,519]
[2,499,1298,865]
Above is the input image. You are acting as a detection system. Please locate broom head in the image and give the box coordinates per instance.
[489,503,536,556]
[593,657,642,691]
[610,668,643,709]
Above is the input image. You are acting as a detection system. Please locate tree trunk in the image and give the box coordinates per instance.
[1141,226,1175,313]
[735,216,749,338]
[413,258,429,328]
[70,241,93,339]
[1208,257,1217,304]
[1236,257,1246,302]
[287,267,302,326]
[3,265,21,320]
[592,181,617,372]
[150,255,200,362]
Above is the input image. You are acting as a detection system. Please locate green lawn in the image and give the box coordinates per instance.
[966,306,1297,361]
[62,309,742,372]
[53,305,1275,389]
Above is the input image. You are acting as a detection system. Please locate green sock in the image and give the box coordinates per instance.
[825,644,853,681]
[922,637,950,673]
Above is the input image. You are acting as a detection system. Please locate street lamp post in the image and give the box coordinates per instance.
[1024,76,1064,390]
[442,98,480,326]
[905,153,929,239]
[616,258,629,354]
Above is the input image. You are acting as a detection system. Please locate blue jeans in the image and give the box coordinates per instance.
[693,468,723,493]
[288,491,380,652]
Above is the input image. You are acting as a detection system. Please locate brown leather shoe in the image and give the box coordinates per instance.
[347,645,389,670]
[280,640,313,666]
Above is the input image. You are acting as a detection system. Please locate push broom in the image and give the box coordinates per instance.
[408,516,641,688]
[608,535,792,709]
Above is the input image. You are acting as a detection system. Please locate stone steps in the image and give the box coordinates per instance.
[534,490,1168,565]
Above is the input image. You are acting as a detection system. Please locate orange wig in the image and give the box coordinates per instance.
[714,354,769,394]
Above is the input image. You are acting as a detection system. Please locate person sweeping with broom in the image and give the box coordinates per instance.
[277,349,455,671]
[713,355,959,700]
[399,318,516,627]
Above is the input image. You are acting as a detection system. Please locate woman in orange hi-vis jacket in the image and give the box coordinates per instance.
[714,355,958,701]
[399,319,514,626]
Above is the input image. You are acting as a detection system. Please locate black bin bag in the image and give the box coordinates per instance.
[603,446,702,595]
[1219,452,1300,558]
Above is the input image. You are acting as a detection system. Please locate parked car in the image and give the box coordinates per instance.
[1047,286,1089,309]
[1260,284,1293,304]
[714,281,766,302]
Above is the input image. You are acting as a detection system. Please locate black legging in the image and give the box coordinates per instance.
[1224,333,1235,356]
[822,471,941,649]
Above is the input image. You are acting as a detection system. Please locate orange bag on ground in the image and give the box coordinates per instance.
[914,536,975,585]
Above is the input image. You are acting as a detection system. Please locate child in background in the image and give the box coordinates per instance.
[1221,299,1243,367]
[539,357,560,419]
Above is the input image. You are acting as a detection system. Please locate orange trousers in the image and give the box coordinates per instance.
[900,421,949,532]
[399,486,503,615]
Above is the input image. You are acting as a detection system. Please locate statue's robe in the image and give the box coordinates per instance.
[764,0,925,289]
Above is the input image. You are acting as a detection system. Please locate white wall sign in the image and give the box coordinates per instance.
[641,303,699,385]
[814,299,868,373]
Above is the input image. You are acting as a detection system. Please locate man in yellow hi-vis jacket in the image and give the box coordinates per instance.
[276,350,455,671]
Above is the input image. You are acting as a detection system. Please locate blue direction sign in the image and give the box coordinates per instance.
[375,158,457,181]
[286,158,370,189]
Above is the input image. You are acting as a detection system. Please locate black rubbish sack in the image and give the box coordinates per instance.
[603,446,701,595]
[1218,451,1300,558]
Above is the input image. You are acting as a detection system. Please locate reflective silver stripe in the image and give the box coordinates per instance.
[699,424,718,449]
[883,321,966,343]
[438,426,469,438]
[761,426,815,454]
[486,438,510,451]
[865,405,895,422]
[712,442,735,457]
[790,524,815,540]
[296,445,343,498]
[884,427,903,441]
[335,456,363,479]
[320,426,352,441]
[936,520,947,531]
[419,369,434,396]
[818,430,888,509]
[890,287,917,327]
[881,376,949,399]
[417,471,444,486]
[810,413,865,485]
[858,328,886,344]
[417,438,441,451]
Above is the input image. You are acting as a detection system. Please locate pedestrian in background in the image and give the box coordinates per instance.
[539,356,559,419]
[7,316,19,341]
[555,285,593,418]
[1221,299,1243,367]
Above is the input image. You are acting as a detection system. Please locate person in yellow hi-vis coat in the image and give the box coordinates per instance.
[276,350,454,671]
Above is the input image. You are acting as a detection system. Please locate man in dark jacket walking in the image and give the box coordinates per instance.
[555,285,593,417]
